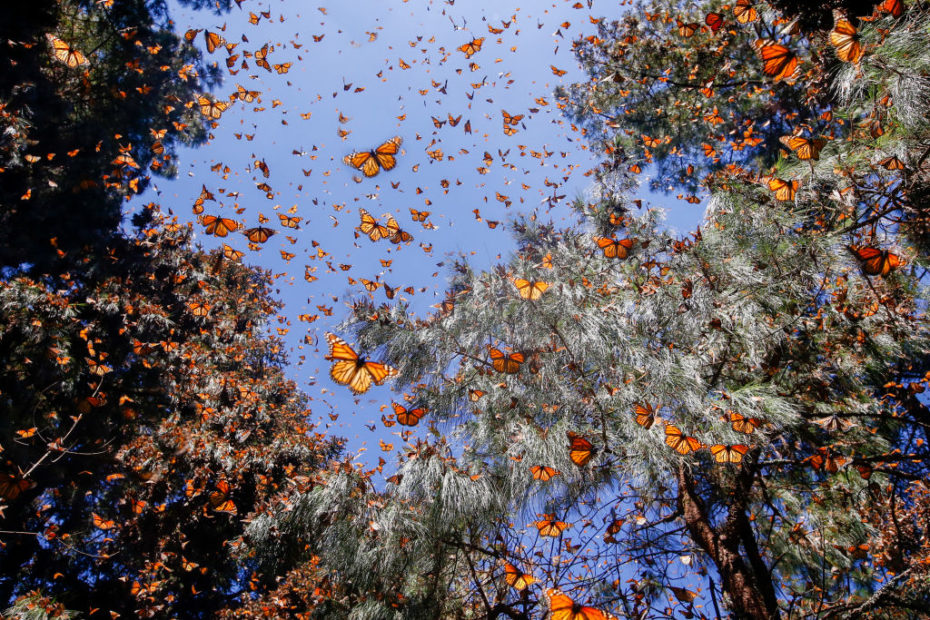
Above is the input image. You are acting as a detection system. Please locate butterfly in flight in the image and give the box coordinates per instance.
[567,431,596,466]
[503,563,537,590]
[530,465,560,481]
[358,209,390,241]
[830,18,863,64]
[547,589,610,620]
[344,137,402,177]
[47,35,89,67]
[535,514,569,537]
[325,333,398,394]
[849,245,903,277]
[393,402,426,426]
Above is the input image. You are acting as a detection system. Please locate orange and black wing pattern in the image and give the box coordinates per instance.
[344,137,402,177]
[325,333,398,394]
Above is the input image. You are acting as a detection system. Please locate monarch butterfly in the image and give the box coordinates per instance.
[254,44,270,71]
[567,431,596,466]
[278,213,301,228]
[501,110,524,126]
[489,347,524,374]
[705,12,724,32]
[633,401,659,429]
[877,155,905,170]
[759,43,798,82]
[504,563,537,590]
[780,134,827,161]
[209,480,237,514]
[881,0,903,17]
[47,35,89,67]
[830,19,863,64]
[187,301,210,317]
[730,412,762,434]
[767,177,799,201]
[201,215,238,237]
[664,425,702,455]
[807,449,846,474]
[535,515,569,537]
[93,513,116,530]
[243,226,276,244]
[513,278,550,300]
[849,245,903,276]
[641,134,662,148]
[530,465,560,481]
[325,333,398,395]
[469,389,485,401]
[0,471,34,501]
[385,217,413,244]
[447,114,462,127]
[223,244,244,260]
[198,96,227,119]
[344,137,402,178]
[204,30,224,53]
[393,402,425,426]
[709,444,749,464]
[733,0,758,24]
[458,37,484,58]
[409,208,431,222]
[594,236,634,259]
[358,209,390,241]
[677,21,699,37]
[547,589,609,620]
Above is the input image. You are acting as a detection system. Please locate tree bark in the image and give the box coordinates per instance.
[676,464,780,620]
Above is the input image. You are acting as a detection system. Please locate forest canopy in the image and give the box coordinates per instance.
[2,0,930,619]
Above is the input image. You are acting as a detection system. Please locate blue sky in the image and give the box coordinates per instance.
[140,0,705,469]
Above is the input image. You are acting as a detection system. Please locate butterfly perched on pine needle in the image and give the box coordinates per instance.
[325,333,398,394]
[849,245,904,276]
[767,177,799,201]
[594,236,634,259]
[488,347,524,374]
[733,0,758,24]
[633,401,659,429]
[567,431,596,466]
[547,589,610,620]
[531,465,560,481]
[393,402,425,426]
[344,137,402,177]
[709,444,749,464]
[729,411,763,434]
[209,480,237,514]
[513,277,550,300]
[830,18,863,64]
[705,12,724,32]
[664,424,702,455]
[780,134,827,161]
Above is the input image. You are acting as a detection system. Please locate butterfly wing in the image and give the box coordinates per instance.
[760,44,798,81]
[568,434,595,466]
[373,137,402,171]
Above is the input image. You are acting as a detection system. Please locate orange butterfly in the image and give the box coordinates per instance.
[201,215,238,237]
[729,412,762,434]
[881,0,904,18]
[567,431,596,466]
[709,444,749,464]
[767,177,799,201]
[469,389,485,401]
[594,236,634,259]
[489,347,524,374]
[759,43,798,82]
[547,589,609,620]
[47,35,89,67]
[733,0,758,24]
[385,217,413,244]
[344,137,402,178]
[93,513,116,530]
[325,333,398,394]
[513,278,550,300]
[677,21,699,38]
[204,30,224,53]
[458,37,484,58]
[209,480,237,514]
[831,19,863,64]
[409,208,431,222]
[849,245,903,276]
[705,12,724,32]
[531,465,560,481]
[665,425,702,455]
[502,110,524,126]
[243,226,275,244]
[393,402,425,426]
[0,471,34,501]
[504,563,537,590]
[633,401,659,429]
[278,213,301,229]
[198,96,228,119]
[780,134,827,160]
[535,514,569,537]
[877,155,905,170]
[358,209,390,241]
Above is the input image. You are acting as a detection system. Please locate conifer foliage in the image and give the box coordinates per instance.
[247,1,930,618]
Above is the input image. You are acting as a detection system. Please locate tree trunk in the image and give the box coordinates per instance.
[676,464,780,620]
